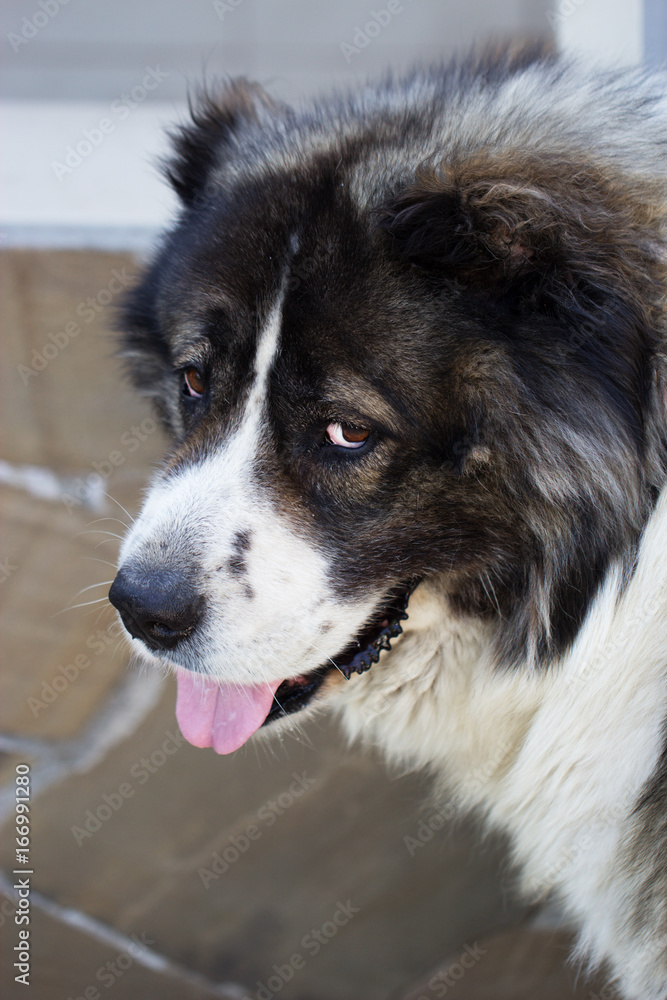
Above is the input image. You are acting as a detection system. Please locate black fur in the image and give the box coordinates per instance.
[120,49,667,669]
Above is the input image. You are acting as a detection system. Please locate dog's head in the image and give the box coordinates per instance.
[110,68,666,754]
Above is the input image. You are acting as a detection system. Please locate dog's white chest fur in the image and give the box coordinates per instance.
[336,488,667,996]
[111,49,667,999]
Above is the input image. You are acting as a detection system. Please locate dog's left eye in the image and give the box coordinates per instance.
[182,367,206,398]
[325,422,370,449]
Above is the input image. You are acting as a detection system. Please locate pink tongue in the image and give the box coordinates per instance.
[176,669,282,754]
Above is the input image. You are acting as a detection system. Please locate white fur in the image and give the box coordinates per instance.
[116,58,667,994]
[119,284,667,997]
[119,289,383,686]
[121,381,667,993]
[328,487,667,997]
[223,63,667,204]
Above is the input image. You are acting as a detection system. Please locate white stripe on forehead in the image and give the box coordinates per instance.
[255,306,282,374]
[121,282,288,555]
[244,288,284,421]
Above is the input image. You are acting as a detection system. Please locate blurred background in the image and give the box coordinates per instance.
[1,3,665,999]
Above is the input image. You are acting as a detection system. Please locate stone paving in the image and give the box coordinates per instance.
[0,250,610,998]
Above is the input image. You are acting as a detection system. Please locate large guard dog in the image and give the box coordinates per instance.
[109,46,667,997]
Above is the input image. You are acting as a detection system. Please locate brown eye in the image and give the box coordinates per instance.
[326,422,370,449]
[182,367,205,398]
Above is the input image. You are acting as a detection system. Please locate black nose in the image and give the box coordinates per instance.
[109,567,204,652]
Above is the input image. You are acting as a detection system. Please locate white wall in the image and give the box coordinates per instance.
[6,0,664,251]
[553,0,660,66]
[2,0,553,103]
[644,0,667,65]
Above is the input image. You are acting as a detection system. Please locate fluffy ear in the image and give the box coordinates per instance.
[166,79,280,206]
[376,163,538,291]
[376,153,663,320]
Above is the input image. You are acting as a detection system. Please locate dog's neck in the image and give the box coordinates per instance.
[334,487,667,994]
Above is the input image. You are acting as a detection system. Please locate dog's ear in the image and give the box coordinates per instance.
[376,161,540,293]
[376,154,662,319]
[166,79,280,206]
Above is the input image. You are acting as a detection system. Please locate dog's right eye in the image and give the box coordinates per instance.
[181,367,206,398]
[325,422,370,449]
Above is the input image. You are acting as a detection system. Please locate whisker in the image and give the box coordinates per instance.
[304,637,341,675]
[73,528,123,541]
[95,605,113,626]
[52,596,111,616]
[82,556,118,569]
[71,580,114,599]
[100,491,135,525]
[79,604,111,620]
[282,721,316,753]
[85,516,130,530]
[112,637,129,658]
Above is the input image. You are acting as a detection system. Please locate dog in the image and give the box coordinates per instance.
[108,45,667,997]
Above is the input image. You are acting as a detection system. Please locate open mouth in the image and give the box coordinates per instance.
[262,580,418,726]
[175,580,419,755]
